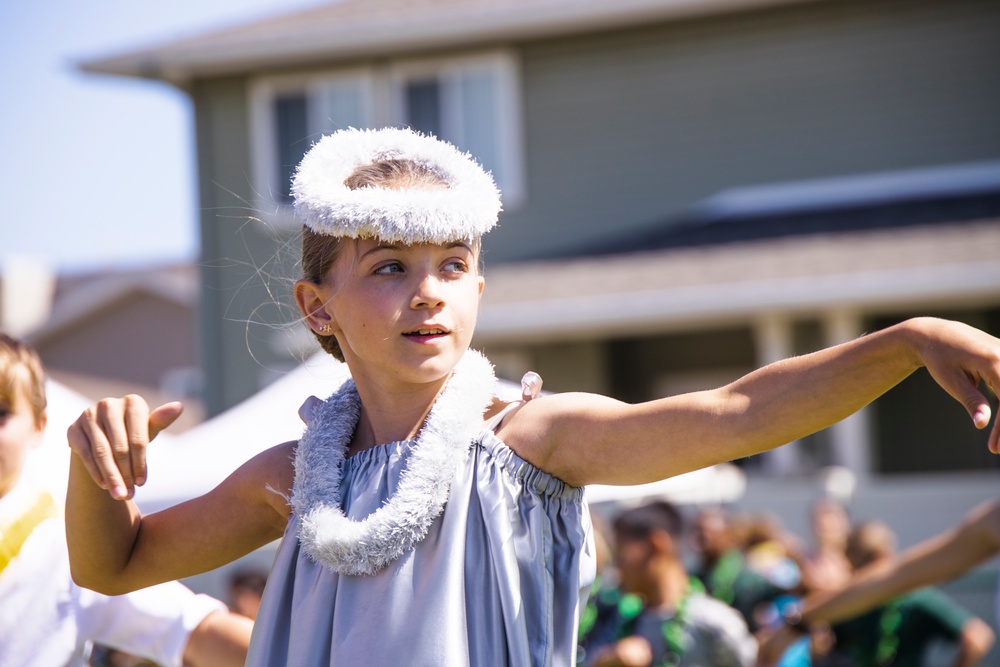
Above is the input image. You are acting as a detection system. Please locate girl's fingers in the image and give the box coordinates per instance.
[96,398,137,500]
[123,395,152,490]
[955,377,990,430]
[920,320,1000,453]
[990,411,1000,455]
[67,419,108,490]
[66,397,182,500]
[132,401,184,487]
[148,401,184,441]
[73,402,125,497]
[948,370,997,445]
[979,376,1000,454]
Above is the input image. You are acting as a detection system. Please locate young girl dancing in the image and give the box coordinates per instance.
[65,127,1000,666]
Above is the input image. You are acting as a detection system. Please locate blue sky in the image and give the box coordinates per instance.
[0,0,322,273]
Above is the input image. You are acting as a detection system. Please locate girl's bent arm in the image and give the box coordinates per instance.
[499,318,1000,487]
[66,439,293,595]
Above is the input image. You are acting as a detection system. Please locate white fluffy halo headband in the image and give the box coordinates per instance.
[290,127,502,244]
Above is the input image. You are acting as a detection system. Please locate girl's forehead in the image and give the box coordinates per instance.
[324,236,483,280]
[341,237,479,263]
[352,237,476,251]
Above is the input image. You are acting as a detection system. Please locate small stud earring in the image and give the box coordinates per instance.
[319,324,332,333]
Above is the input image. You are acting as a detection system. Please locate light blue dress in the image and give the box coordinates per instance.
[246,423,595,666]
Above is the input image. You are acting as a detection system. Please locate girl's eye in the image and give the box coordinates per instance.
[443,260,468,273]
[373,262,403,275]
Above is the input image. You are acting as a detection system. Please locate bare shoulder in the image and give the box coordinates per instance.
[221,441,297,521]
[492,392,627,484]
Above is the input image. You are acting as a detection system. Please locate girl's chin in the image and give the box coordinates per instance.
[410,351,465,375]
[366,351,465,382]
[344,343,470,379]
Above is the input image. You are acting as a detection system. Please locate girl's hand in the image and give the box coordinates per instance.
[67,396,183,500]
[908,318,1000,453]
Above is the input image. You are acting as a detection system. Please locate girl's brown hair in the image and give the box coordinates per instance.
[300,158,450,361]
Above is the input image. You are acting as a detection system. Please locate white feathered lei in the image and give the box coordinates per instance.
[291,127,502,244]
[292,350,498,576]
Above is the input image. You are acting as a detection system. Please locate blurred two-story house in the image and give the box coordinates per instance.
[80,0,1000,537]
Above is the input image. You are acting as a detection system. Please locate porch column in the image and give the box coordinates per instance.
[754,314,800,475]
[823,310,872,478]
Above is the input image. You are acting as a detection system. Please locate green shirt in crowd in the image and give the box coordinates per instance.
[831,587,972,667]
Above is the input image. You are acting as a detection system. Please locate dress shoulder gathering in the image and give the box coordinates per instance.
[246,425,596,666]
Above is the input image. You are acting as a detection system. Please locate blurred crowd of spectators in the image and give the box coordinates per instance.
[577,498,996,667]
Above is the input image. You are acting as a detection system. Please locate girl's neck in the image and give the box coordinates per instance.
[349,375,449,452]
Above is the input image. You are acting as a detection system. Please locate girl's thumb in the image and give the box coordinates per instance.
[149,401,184,439]
[971,402,992,430]
[936,367,991,429]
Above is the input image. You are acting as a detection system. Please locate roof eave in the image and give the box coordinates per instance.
[473,220,1000,345]
[475,260,1000,345]
[77,0,818,84]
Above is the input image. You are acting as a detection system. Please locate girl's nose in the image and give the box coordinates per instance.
[411,273,446,309]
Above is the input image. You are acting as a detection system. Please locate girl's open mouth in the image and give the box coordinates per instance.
[403,328,450,341]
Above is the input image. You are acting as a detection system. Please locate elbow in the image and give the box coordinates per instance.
[68,565,103,594]
[68,559,96,590]
[69,562,132,597]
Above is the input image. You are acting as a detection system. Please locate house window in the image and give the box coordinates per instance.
[404,79,442,138]
[252,51,524,216]
[273,93,308,203]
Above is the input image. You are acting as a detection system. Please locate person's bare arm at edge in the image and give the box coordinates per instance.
[498,318,1000,488]
[183,609,255,667]
[66,395,293,595]
[802,500,1000,625]
[755,501,1000,666]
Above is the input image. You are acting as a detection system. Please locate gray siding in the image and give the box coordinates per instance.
[193,77,301,415]
[488,0,1000,261]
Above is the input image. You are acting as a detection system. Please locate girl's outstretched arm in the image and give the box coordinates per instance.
[66,395,292,595]
[498,317,1000,487]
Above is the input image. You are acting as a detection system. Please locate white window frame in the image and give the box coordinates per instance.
[388,51,525,208]
[249,50,525,230]
[249,68,378,228]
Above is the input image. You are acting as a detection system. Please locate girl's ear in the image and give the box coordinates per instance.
[294,279,337,334]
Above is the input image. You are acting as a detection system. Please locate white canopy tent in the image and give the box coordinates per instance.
[585,465,745,509]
